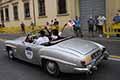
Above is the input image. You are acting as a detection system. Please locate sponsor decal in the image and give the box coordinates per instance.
[25,47,33,59]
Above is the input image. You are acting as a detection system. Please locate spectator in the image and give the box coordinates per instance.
[50,20,54,26]
[53,18,59,31]
[95,16,99,33]
[60,20,75,37]
[45,22,50,29]
[20,22,25,33]
[88,16,95,37]
[0,24,2,28]
[73,16,83,37]
[2,22,5,27]
[49,20,53,30]
[113,14,120,24]
[34,30,49,45]
[31,21,35,30]
[97,16,106,37]
[113,13,120,37]
[54,18,59,26]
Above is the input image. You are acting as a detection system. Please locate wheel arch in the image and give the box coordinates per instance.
[6,46,12,52]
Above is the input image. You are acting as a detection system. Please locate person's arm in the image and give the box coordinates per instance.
[61,23,67,32]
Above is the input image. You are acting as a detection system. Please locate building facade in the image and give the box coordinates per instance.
[0,0,120,27]
[0,0,78,27]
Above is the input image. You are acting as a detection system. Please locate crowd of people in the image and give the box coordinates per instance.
[63,15,106,38]
[23,15,107,44]
[23,12,120,45]
[25,18,62,45]
[88,15,106,37]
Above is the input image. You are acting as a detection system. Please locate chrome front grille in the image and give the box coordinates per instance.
[91,50,102,59]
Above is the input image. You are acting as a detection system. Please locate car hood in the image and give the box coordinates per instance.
[57,38,100,55]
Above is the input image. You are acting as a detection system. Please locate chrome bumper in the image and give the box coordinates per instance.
[74,52,109,73]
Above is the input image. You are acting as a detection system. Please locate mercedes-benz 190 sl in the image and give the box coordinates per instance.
[4,34,109,76]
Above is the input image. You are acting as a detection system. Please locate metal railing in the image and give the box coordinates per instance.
[103,23,120,38]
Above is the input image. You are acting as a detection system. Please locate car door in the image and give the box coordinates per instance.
[18,41,44,65]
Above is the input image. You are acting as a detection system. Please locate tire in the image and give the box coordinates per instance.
[103,53,109,60]
[45,60,60,77]
[7,49,14,60]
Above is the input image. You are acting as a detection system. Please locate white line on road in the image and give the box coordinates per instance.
[109,58,120,62]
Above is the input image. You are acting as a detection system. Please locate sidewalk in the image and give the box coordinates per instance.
[82,31,120,41]
[0,30,120,41]
[0,26,41,34]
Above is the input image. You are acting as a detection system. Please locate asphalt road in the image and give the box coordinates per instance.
[0,33,120,80]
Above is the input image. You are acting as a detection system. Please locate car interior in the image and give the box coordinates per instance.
[24,33,73,46]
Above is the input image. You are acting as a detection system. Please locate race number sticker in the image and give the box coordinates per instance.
[25,47,33,59]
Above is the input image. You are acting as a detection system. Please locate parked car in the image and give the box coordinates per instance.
[4,34,109,76]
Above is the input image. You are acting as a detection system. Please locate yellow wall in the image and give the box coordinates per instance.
[0,0,120,27]
[0,0,77,27]
[106,0,120,24]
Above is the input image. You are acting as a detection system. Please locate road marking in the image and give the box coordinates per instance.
[109,58,120,61]
[110,55,120,59]
[109,55,120,61]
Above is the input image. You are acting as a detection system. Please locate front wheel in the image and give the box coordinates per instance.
[7,49,14,60]
[45,60,60,77]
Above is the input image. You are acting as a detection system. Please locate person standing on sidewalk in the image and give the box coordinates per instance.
[73,16,83,37]
[61,20,75,36]
[20,22,25,33]
[113,13,120,24]
[95,16,99,33]
[97,15,106,37]
[31,21,35,30]
[88,16,95,37]
[113,13,120,37]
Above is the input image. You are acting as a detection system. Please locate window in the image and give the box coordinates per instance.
[24,2,30,18]
[5,7,9,21]
[0,9,4,22]
[57,0,67,14]
[13,5,19,20]
[38,0,46,16]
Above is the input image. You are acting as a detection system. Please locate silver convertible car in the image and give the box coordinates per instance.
[4,35,109,76]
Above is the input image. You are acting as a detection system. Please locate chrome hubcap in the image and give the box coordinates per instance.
[9,50,13,59]
[47,62,56,74]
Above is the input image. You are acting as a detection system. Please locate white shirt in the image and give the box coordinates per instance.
[35,36,49,45]
[51,35,58,40]
[67,21,75,27]
[97,16,106,26]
